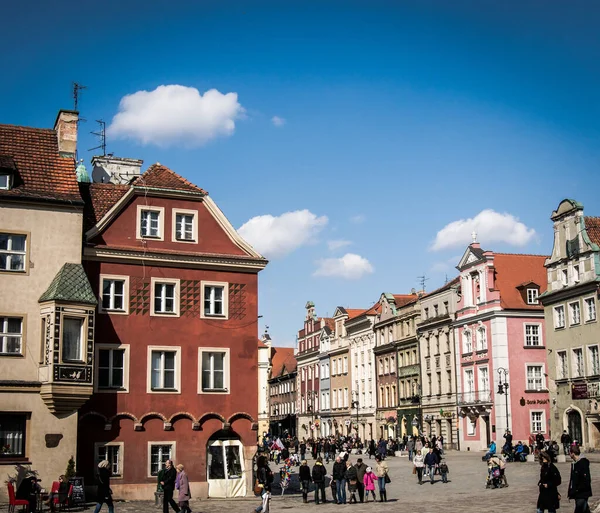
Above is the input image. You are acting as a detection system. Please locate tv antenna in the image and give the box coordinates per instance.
[73,82,87,112]
[88,120,106,156]
[417,274,430,292]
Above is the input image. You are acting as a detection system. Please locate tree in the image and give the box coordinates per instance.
[65,456,76,480]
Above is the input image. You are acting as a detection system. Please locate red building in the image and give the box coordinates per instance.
[77,163,267,499]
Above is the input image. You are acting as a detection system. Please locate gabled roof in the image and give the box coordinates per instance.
[493,253,548,310]
[39,263,97,305]
[0,124,81,204]
[585,217,600,246]
[80,182,130,232]
[270,347,297,378]
[421,277,460,299]
[392,294,419,308]
[133,163,207,194]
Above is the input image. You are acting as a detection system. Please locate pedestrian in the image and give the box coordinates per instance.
[374,455,389,502]
[368,440,376,459]
[299,460,312,504]
[161,460,180,513]
[424,447,439,485]
[332,456,347,504]
[17,475,42,513]
[413,449,425,485]
[415,438,423,453]
[439,459,449,484]
[407,437,415,462]
[345,460,358,504]
[300,440,307,462]
[363,466,377,502]
[561,431,573,457]
[255,455,273,513]
[311,457,327,505]
[175,464,191,513]
[354,458,367,503]
[568,446,592,513]
[537,451,561,513]
[93,460,115,513]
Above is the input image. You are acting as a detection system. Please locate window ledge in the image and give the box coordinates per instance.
[202,388,228,393]
[571,323,581,327]
[0,353,24,358]
[0,458,30,464]
[475,349,488,354]
[523,345,545,349]
[554,326,566,331]
[585,319,598,324]
[525,389,549,393]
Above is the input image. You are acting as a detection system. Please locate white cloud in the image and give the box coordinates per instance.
[313,253,374,279]
[430,209,536,251]
[238,210,328,258]
[327,239,352,251]
[271,116,286,127]
[107,85,244,147]
[350,215,365,224]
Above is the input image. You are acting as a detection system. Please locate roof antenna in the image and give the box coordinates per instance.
[417,274,429,292]
[88,120,106,156]
[73,82,87,112]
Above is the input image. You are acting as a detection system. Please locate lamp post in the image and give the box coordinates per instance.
[273,406,279,436]
[497,367,510,432]
[351,391,360,438]
[307,390,316,436]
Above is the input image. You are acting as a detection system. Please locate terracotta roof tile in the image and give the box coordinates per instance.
[344,308,367,320]
[493,253,548,309]
[422,277,460,299]
[270,347,297,378]
[392,294,419,308]
[134,163,207,194]
[585,217,600,246]
[80,183,130,232]
[0,124,81,204]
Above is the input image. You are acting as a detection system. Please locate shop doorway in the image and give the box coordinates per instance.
[207,431,246,498]
[567,410,583,446]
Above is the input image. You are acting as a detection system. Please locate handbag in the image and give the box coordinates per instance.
[412,466,417,475]
[384,473,391,484]
[253,480,263,495]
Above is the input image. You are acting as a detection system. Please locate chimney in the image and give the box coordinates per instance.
[54,110,78,158]
[91,155,144,184]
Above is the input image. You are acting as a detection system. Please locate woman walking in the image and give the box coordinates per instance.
[374,456,389,502]
[176,464,192,513]
[413,449,425,485]
[93,460,114,513]
[537,451,561,513]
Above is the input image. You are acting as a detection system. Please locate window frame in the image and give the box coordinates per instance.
[147,346,182,394]
[0,173,12,190]
[0,231,29,274]
[0,413,28,459]
[462,329,473,354]
[150,278,180,317]
[530,410,546,434]
[569,301,581,326]
[584,296,597,323]
[524,323,543,347]
[136,205,165,241]
[198,348,231,394]
[60,314,87,364]
[526,288,539,305]
[525,363,546,391]
[200,281,229,320]
[171,208,198,243]
[0,314,26,357]
[572,347,585,378]
[587,345,600,376]
[95,442,124,479]
[556,350,568,380]
[99,275,130,315]
[94,344,130,393]
[476,325,487,351]
[147,441,176,478]
[553,305,566,330]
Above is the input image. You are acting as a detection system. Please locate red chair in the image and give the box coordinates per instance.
[7,482,29,513]
[50,481,72,511]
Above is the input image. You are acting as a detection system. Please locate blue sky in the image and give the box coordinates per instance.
[2,1,600,346]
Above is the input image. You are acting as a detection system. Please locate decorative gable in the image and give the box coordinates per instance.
[457,245,485,270]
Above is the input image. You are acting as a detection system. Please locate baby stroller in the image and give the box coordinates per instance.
[486,466,502,489]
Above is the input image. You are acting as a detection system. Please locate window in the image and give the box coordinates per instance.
[344,388,349,408]
[531,411,544,433]
[199,349,230,394]
[570,302,581,325]
[573,265,581,283]
[561,269,568,286]
[527,288,539,305]
[0,414,26,458]
[100,276,129,314]
[62,317,84,362]
[572,348,584,378]
[201,282,228,319]
[96,443,123,477]
[343,356,348,374]
[585,298,597,322]
[463,330,472,354]
[476,327,486,351]
[466,418,476,436]
[377,360,382,376]
[97,347,128,391]
[384,358,389,374]
[478,366,489,392]
[390,356,395,373]
[0,317,23,355]
[175,213,195,241]
[151,278,180,317]
[436,372,442,395]
[556,351,568,379]
[525,324,541,347]
[526,365,544,391]
[149,349,180,392]
[554,306,565,329]
[149,443,174,476]
[589,346,600,376]
[0,233,27,272]
[141,210,160,237]
[0,173,11,190]
[443,301,449,314]
[464,369,474,402]
[424,308,429,319]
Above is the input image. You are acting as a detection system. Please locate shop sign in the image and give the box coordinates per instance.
[572,383,589,400]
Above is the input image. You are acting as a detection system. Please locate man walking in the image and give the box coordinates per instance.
[568,446,592,513]
[311,457,327,504]
[424,447,439,485]
[355,458,368,503]
[407,437,415,462]
[562,430,573,456]
[160,460,180,513]
[332,456,347,504]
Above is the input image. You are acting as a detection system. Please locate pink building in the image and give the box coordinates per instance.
[455,239,549,451]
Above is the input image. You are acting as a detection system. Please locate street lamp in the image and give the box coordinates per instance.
[351,392,360,437]
[307,391,316,435]
[497,367,510,432]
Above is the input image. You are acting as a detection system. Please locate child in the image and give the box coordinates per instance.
[363,467,377,502]
[439,459,449,483]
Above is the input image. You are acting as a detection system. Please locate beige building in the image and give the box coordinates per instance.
[540,199,600,449]
[0,111,96,497]
[417,279,459,449]
[330,308,354,436]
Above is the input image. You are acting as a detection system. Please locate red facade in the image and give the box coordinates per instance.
[78,164,267,499]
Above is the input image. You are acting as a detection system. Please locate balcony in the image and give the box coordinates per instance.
[457,390,492,418]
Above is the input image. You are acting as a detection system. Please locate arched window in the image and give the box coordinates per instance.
[390,356,395,373]
[463,329,472,353]
[384,357,389,374]
[477,326,487,351]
